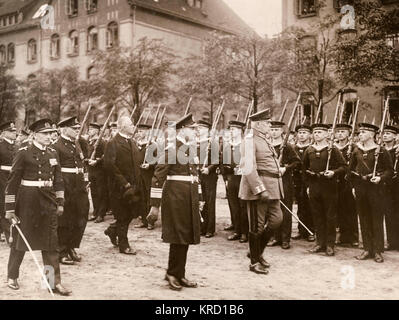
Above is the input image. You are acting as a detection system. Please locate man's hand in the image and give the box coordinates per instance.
[56,206,64,217]
[279,167,286,176]
[323,170,335,179]
[201,168,209,175]
[259,191,269,202]
[370,176,381,184]
[141,163,150,170]
[199,201,205,212]
[147,206,159,225]
[306,187,310,197]
[88,159,97,166]
[5,211,20,224]
[352,188,356,199]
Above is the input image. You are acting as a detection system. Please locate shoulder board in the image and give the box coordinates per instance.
[18,146,28,151]
[48,147,56,152]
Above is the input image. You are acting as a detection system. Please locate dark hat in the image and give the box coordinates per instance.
[311,123,330,131]
[228,120,246,129]
[249,109,271,122]
[109,122,117,129]
[0,121,16,132]
[358,123,379,132]
[197,119,212,128]
[89,123,102,130]
[58,116,80,128]
[137,123,152,130]
[295,124,311,132]
[383,125,399,134]
[176,113,194,130]
[20,128,30,136]
[336,123,352,131]
[270,121,285,128]
[29,119,56,133]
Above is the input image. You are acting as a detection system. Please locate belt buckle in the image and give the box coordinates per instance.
[43,181,52,188]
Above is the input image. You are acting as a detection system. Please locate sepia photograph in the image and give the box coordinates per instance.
[0,0,399,307]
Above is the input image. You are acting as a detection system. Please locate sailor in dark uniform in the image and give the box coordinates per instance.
[222,121,248,243]
[334,123,358,247]
[87,123,108,223]
[269,121,301,249]
[0,122,17,243]
[147,114,202,291]
[292,124,315,241]
[350,123,393,262]
[4,119,71,295]
[302,123,347,256]
[53,117,89,264]
[382,125,399,250]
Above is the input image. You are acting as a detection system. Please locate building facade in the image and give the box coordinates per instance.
[0,0,251,124]
[280,0,399,125]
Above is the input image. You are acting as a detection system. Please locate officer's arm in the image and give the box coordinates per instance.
[150,151,170,208]
[104,139,130,189]
[4,149,25,217]
[53,152,65,207]
[284,144,301,170]
[380,148,394,182]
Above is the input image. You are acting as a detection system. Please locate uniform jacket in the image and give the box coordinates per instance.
[150,138,201,245]
[0,138,16,216]
[4,142,64,251]
[239,129,283,201]
[273,142,301,193]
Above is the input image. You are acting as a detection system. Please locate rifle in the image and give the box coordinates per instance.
[338,97,346,123]
[141,104,162,168]
[314,99,323,124]
[184,97,193,116]
[144,105,154,124]
[76,104,93,160]
[325,92,342,171]
[154,106,167,141]
[279,93,301,165]
[131,107,149,137]
[130,104,138,120]
[346,98,360,161]
[89,105,116,161]
[202,100,225,170]
[244,100,254,128]
[279,98,289,122]
[372,96,390,179]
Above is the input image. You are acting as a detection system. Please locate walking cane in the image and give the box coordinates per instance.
[10,219,55,297]
[279,201,314,236]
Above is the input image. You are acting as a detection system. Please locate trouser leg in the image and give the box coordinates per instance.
[206,176,217,234]
[227,175,241,234]
[239,200,249,236]
[7,248,25,280]
[117,205,134,251]
[324,185,338,248]
[58,226,71,258]
[356,186,373,254]
[42,251,61,286]
[369,186,385,254]
[309,183,326,247]
[280,195,293,243]
[1,217,10,244]
[167,244,189,279]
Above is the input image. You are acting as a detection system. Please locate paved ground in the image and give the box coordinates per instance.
[1,178,399,300]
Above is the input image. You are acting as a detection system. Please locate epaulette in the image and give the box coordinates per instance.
[18,146,28,151]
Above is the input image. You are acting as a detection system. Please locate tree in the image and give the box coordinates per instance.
[91,37,178,119]
[0,64,20,122]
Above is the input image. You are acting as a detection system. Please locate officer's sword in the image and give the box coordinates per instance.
[10,219,55,297]
[278,201,314,236]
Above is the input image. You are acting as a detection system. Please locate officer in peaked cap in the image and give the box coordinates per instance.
[350,123,393,263]
[53,116,89,265]
[0,121,17,243]
[4,119,71,295]
[238,108,283,275]
[147,113,203,291]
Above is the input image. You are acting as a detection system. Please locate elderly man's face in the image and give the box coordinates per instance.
[35,132,52,146]
[358,129,374,143]
[313,129,328,142]
[336,129,350,141]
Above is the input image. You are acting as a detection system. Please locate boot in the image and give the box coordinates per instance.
[248,232,260,265]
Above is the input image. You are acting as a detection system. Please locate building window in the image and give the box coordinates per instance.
[87,26,98,52]
[68,30,79,56]
[66,0,79,17]
[87,66,97,79]
[27,39,37,62]
[106,22,118,49]
[85,0,98,13]
[384,87,399,125]
[0,45,5,64]
[7,43,15,64]
[50,34,60,59]
[295,0,317,18]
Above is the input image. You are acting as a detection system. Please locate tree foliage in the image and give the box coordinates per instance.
[0,64,20,122]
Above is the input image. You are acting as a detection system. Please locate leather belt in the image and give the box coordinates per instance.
[0,165,12,172]
[167,175,199,183]
[21,179,53,188]
[61,167,84,174]
[257,170,279,178]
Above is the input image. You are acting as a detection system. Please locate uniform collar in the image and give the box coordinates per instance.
[356,142,378,152]
[334,142,349,150]
[33,140,46,151]
[311,142,328,151]
[3,137,14,145]
[296,142,310,148]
